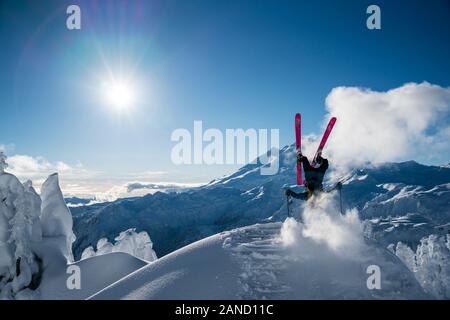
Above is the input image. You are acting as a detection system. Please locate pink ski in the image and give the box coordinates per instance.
[295,113,302,185]
[312,117,336,167]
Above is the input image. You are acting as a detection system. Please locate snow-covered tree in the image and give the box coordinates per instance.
[40,173,76,262]
[0,151,7,174]
[0,173,42,298]
[81,228,157,262]
[0,170,76,299]
[394,234,450,299]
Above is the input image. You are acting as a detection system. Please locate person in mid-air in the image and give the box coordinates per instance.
[285,152,340,201]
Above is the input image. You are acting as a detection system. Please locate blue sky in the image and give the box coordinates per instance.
[0,0,449,196]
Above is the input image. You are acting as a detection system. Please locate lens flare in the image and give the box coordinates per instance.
[103,80,135,111]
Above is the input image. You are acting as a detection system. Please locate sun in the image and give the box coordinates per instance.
[102,79,136,111]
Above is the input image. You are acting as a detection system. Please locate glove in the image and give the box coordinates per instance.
[296,152,303,163]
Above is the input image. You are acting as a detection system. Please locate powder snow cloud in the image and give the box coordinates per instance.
[281,193,364,256]
[315,82,450,172]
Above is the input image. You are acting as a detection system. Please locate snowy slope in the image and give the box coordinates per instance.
[38,248,147,300]
[90,220,428,300]
[91,229,241,300]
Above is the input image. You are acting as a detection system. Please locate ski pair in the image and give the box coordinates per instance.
[295,113,336,186]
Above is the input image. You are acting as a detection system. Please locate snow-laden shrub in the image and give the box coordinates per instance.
[0,152,7,173]
[394,234,450,299]
[81,228,157,262]
[0,173,42,298]
[0,169,75,299]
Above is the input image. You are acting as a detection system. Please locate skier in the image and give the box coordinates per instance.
[285,152,340,201]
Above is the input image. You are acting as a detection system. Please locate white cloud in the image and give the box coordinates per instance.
[63,181,204,205]
[126,181,202,193]
[7,155,56,179]
[313,82,450,172]
[7,155,93,181]
[2,152,200,200]
[4,154,99,196]
[139,171,167,178]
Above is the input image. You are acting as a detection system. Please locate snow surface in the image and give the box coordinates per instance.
[91,194,428,300]
[36,239,147,300]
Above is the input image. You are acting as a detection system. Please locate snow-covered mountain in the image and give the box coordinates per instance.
[69,145,302,258]
[68,145,450,299]
[71,145,450,258]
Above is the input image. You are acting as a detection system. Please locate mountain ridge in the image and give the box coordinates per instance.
[71,145,450,262]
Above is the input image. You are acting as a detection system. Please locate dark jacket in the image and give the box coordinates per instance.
[285,156,329,201]
[302,156,328,190]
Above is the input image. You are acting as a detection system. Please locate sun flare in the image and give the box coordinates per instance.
[103,80,135,111]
